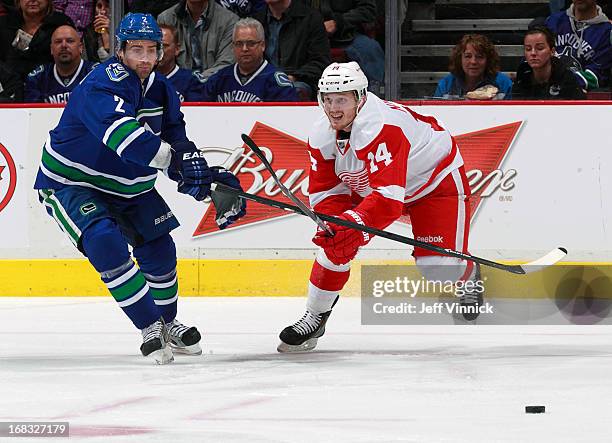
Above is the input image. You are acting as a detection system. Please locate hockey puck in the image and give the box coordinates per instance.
[525,405,545,414]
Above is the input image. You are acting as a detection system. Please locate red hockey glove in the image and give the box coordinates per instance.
[312,210,371,265]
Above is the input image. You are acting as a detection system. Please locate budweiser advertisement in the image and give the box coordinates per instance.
[11,104,612,259]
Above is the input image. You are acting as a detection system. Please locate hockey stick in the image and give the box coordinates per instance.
[211,182,566,275]
[239,134,334,235]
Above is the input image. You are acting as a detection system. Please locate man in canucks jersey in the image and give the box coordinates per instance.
[33,13,246,364]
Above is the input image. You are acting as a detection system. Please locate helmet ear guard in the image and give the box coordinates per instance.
[317,61,368,108]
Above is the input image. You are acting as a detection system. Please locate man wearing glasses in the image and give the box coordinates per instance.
[201,18,298,102]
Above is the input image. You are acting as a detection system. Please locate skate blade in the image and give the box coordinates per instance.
[170,342,202,355]
[149,345,174,364]
[277,337,318,353]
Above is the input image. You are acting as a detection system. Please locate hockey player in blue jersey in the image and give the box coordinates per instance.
[33,13,246,364]
[156,24,206,102]
[545,0,612,90]
[25,25,97,104]
[201,18,298,102]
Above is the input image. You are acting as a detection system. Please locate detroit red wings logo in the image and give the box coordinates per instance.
[0,143,17,213]
[193,121,522,237]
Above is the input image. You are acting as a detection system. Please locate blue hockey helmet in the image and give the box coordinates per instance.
[115,13,163,60]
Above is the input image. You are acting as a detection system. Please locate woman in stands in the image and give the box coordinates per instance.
[0,0,72,81]
[512,26,586,100]
[434,34,513,100]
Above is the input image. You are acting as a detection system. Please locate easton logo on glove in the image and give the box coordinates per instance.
[182,151,207,160]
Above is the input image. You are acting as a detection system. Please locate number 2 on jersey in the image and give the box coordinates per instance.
[114,95,126,114]
[367,143,393,173]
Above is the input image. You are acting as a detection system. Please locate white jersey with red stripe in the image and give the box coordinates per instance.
[307,92,464,231]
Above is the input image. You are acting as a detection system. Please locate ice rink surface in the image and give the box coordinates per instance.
[1,296,612,443]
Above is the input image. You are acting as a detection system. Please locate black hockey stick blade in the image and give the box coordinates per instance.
[240,133,334,236]
[210,182,567,275]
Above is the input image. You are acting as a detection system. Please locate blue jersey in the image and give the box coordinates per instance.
[34,57,187,199]
[202,60,298,102]
[24,60,98,104]
[546,9,612,89]
[165,65,206,102]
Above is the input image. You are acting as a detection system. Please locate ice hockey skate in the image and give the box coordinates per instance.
[140,318,174,364]
[278,309,332,353]
[459,264,484,321]
[166,319,202,355]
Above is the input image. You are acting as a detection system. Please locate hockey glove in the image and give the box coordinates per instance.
[312,210,371,265]
[167,141,213,201]
[210,167,247,229]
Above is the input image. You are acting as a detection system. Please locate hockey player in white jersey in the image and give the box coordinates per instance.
[278,62,483,352]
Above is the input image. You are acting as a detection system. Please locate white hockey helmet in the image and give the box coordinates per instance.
[317,62,368,108]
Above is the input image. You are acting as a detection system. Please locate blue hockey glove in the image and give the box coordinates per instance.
[210,166,247,229]
[168,141,213,201]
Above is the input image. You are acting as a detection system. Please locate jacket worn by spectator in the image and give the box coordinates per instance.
[157,0,238,80]
[434,72,513,99]
[130,0,180,18]
[512,57,586,99]
[545,4,612,89]
[253,1,331,92]
[0,61,23,102]
[312,0,376,45]
[201,60,298,102]
[0,10,73,80]
[24,60,97,103]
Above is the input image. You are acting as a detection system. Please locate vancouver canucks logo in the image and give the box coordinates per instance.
[556,46,584,72]
[79,202,97,215]
[106,63,129,82]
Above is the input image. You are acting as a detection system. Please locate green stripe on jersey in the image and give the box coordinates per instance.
[107,120,142,151]
[42,148,156,196]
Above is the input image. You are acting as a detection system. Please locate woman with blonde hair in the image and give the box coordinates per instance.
[0,0,72,80]
[434,33,513,100]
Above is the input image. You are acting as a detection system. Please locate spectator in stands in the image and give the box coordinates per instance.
[130,0,180,18]
[201,18,298,102]
[25,24,97,103]
[157,0,238,81]
[311,0,384,95]
[156,24,207,102]
[434,34,513,100]
[0,62,23,102]
[52,1,94,36]
[253,0,331,100]
[513,27,586,99]
[0,0,73,81]
[83,0,111,63]
[216,0,266,18]
[545,0,612,90]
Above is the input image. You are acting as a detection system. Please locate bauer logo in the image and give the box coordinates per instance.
[0,142,17,214]
[193,121,521,236]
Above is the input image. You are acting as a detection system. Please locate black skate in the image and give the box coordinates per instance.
[140,318,174,364]
[459,264,484,321]
[167,319,202,355]
[277,310,332,353]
